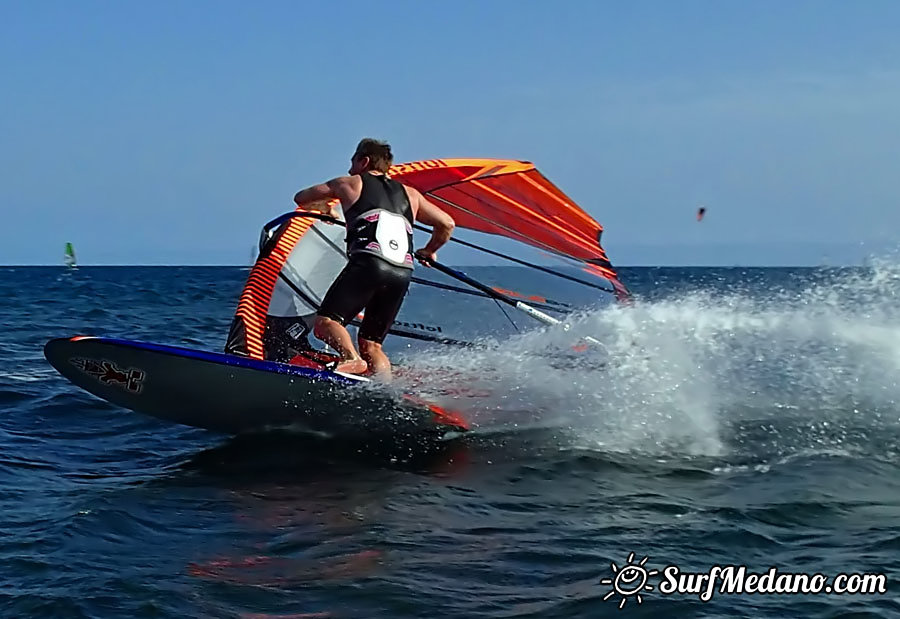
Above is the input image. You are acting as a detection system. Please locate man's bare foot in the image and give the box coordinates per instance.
[333,358,368,375]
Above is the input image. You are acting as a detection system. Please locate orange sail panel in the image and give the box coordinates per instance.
[387,159,629,300]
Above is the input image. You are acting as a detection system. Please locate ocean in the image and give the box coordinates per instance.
[1,265,898,618]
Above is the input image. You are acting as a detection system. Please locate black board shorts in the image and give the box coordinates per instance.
[317,254,412,344]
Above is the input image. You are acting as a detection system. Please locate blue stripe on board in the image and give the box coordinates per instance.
[84,337,362,386]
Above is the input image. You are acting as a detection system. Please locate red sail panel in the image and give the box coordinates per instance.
[388,159,629,299]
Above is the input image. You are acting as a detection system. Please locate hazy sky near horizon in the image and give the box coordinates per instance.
[2,0,899,266]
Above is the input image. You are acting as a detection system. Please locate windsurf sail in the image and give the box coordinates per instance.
[64,242,77,268]
[388,159,630,300]
[225,159,630,361]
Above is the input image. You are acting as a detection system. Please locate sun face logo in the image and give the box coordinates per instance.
[600,552,658,609]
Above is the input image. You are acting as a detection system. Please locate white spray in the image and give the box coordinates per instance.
[397,262,900,458]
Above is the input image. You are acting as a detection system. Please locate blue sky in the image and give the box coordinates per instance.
[2,0,899,266]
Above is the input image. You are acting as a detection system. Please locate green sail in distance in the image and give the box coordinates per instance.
[64,242,77,268]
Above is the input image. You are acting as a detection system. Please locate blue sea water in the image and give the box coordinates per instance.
[1,265,899,618]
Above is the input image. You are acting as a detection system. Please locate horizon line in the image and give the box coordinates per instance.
[0,263,869,269]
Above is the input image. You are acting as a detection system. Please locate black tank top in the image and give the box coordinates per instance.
[343,172,415,269]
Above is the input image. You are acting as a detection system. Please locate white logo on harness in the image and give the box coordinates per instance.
[373,210,410,265]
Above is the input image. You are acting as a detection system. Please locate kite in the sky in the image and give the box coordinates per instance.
[696,206,706,222]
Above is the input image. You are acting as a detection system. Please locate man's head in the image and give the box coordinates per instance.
[349,138,393,175]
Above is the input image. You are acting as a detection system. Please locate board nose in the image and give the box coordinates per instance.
[43,337,68,370]
[44,336,91,373]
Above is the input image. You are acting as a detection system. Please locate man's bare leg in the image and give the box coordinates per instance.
[313,316,367,374]
[359,338,392,381]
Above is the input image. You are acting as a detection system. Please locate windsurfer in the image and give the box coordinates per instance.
[293,138,455,379]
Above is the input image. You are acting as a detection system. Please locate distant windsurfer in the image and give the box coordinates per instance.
[293,139,455,379]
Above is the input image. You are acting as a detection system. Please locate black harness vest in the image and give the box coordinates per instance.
[343,172,414,269]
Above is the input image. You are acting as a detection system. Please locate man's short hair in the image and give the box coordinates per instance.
[354,138,393,173]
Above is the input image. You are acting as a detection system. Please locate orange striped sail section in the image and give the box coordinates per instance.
[234,214,315,359]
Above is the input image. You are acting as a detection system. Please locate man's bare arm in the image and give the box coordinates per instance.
[410,188,455,262]
[293,178,347,214]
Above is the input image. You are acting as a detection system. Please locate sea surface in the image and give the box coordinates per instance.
[1,265,899,618]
